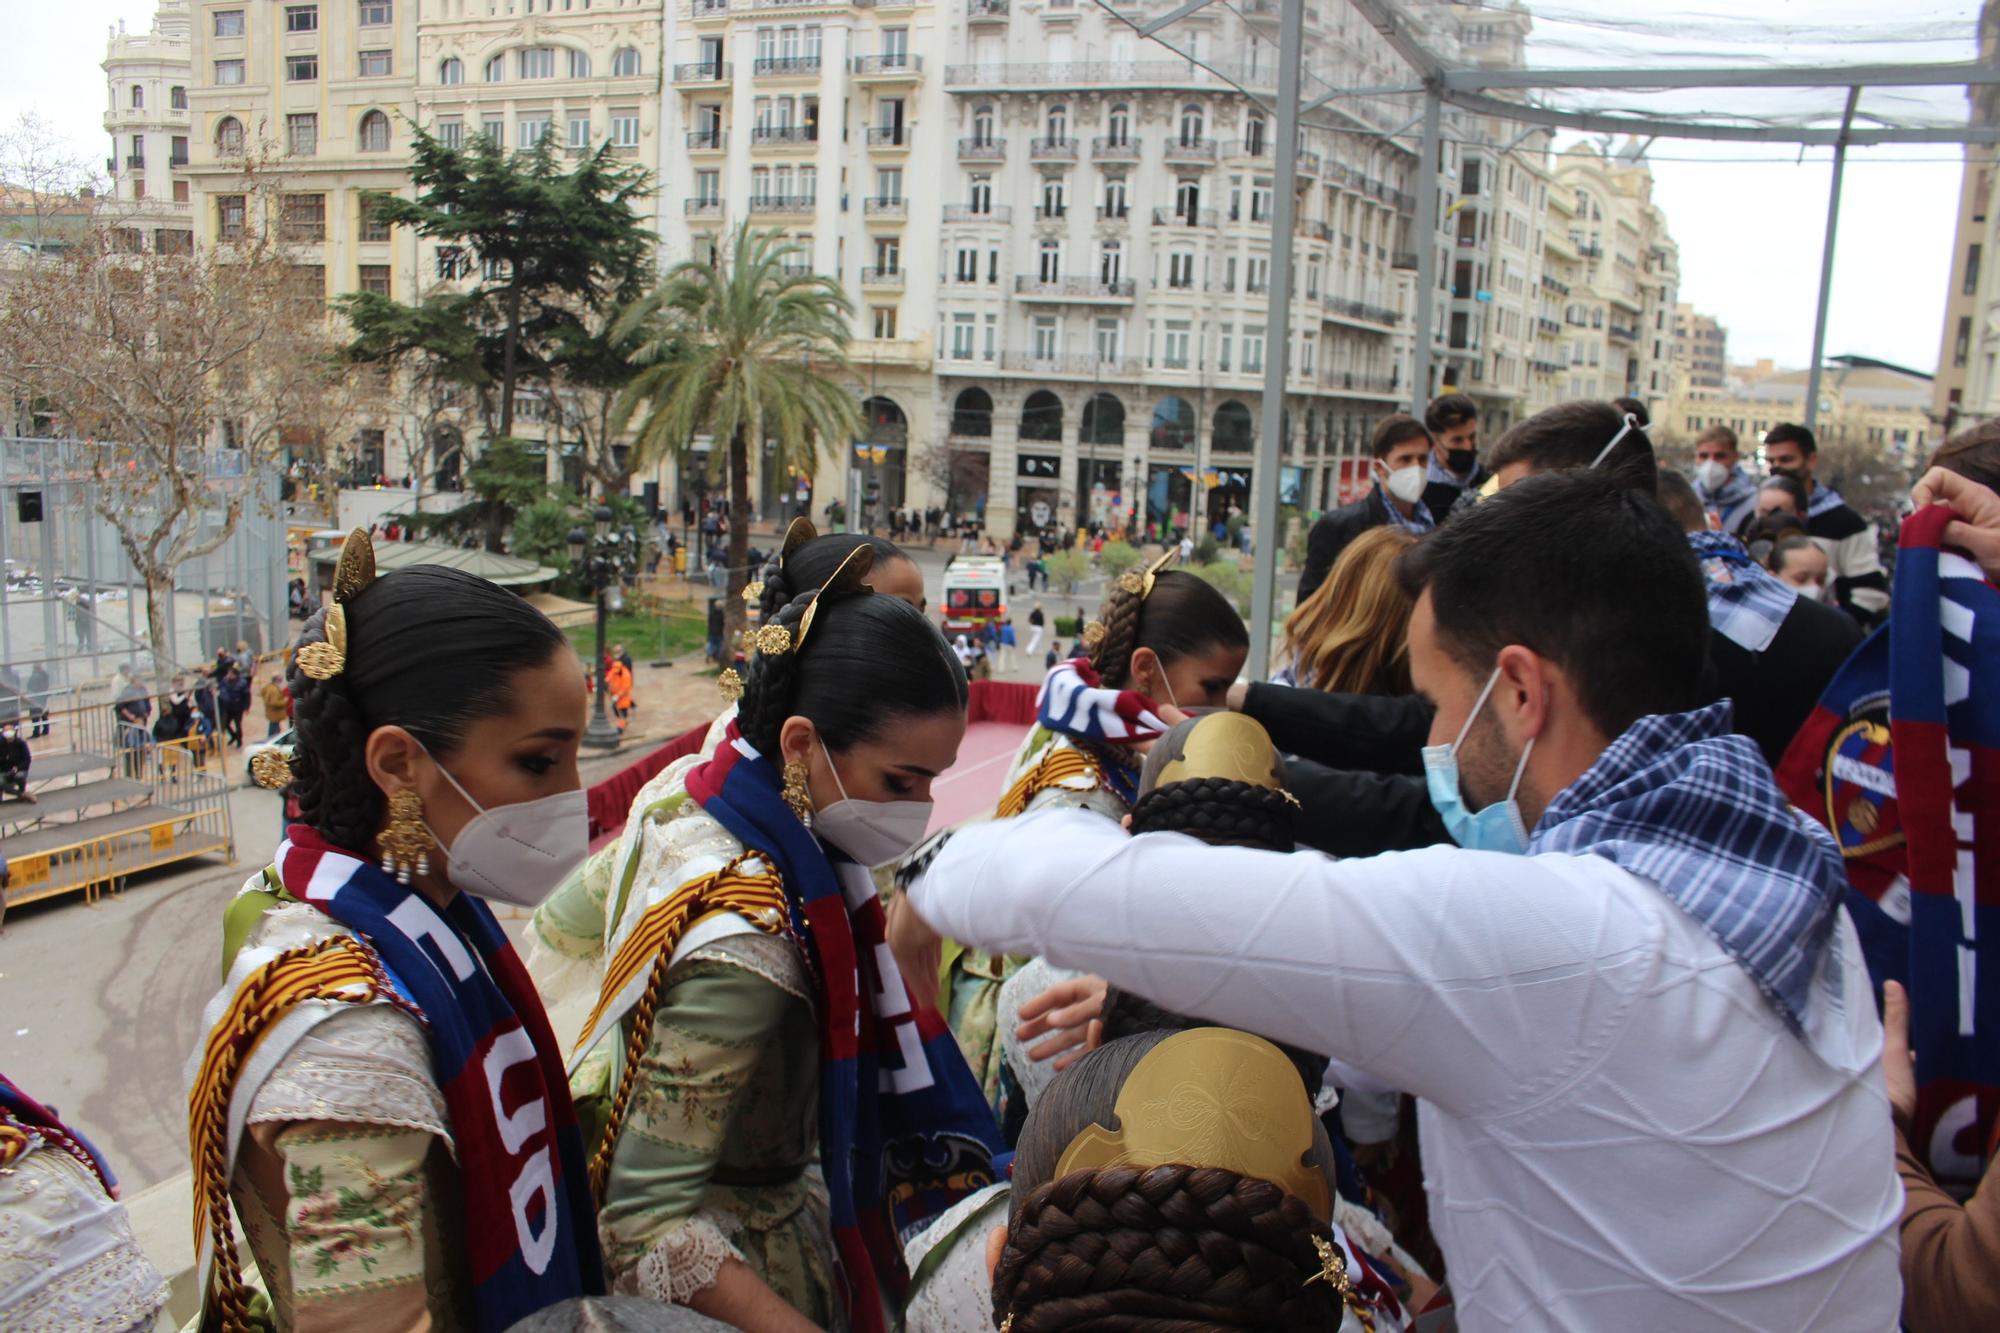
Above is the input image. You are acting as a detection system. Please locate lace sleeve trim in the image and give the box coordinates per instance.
[681,931,813,1007]
[246,1004,452,1148]
[630,1213,745,1305]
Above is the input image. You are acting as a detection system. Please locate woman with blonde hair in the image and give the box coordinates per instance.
[1277,525,1417,694]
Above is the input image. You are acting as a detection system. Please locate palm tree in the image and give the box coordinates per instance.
[614,225,862,648]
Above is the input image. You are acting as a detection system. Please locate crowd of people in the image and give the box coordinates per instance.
[4,396,1998,1332]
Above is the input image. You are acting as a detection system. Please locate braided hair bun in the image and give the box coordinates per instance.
[1087,569,1246,691]
[286,565,567,854]
[1129,777,1297,850]
[755,533,914,621]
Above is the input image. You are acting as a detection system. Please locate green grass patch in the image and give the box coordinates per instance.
[565,601,709,664]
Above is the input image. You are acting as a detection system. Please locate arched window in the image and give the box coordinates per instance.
[1244,112,1267,156]
[1212,401,1254,452]
[484,53,506,81]
[611,47,641,77]
[1106,104,1130,146]
[861,395,908,444]
[214,116,245,156]
[951,387,994,438]
[358,110,391,153]
[1179,104,1204,146]
[1020,389,1064,443]
[519,47,555,79]
[1151,396,1196,450]
[1080,393,1124,446]
[1046,103,1068,143]
[972,104,995,146]
[131,85,145,109]
[439,57,464,84]
[569,49,593,78]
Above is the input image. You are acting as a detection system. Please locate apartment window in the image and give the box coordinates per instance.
[286,114,318,155]
[436,245,468,280]
[873,306,898,339]
[1163,321,1191,369]
[876,167,903,201]
[1967,243,1983,297]
[798,166,817,201]
[1038,240,1061,282]
[518,117,550,147]
[1245,113,1266,156]
[484,54,505,81]
[173,180,190,203]
[520,47,555,79]
[969,177,992,213]
[612,47,641,76]
[437,117,464,149]
[874,237,900,273]
[1046,104,1069,142]
[439,57,463,84]
[694,169,720,203]
[1250,180,1272,223]
[1033,315,1058,359]
[1106,104,1130,145]
[989,248,1000,283]
[1242,325,1265,372]
[1040,178,1065,217]
[213,9,244,36]
[287,55,318,82]
[215,60,245,85]
[610,113,640,148]
[569,50,593,78]
[882,26,909,62]
[983,313,997,360]
[1305,260,1320,298]
[216,194,246,241]
[1956,315,1973,369]
[359,0,391,24]
[285,5,318,33]
[359,264,391,296]
[360,49,393,77]
[568,116,590,150]
[215,117,245,155]
[971,106,995,146]
[280,193,327,241]
[1099,240,1122,285]
[956,247,978,282]
[288,265,326,312]
[1095,318,1122,363]
[1167,251,1194,289]
[360,194,392,242]
[1300,334,1316,376]
[751,168,772,203]
[481,117,504,146]
[1179,104,1204,145]
[1102,179,1126,217]
[1246,256,1270,292]
[952,312,976,359]
[1218,323,1233,371]
[171,85,187,110]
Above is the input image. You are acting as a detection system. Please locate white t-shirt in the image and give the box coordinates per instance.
[909,809,1902,1333]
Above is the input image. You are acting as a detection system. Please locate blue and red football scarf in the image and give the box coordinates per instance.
[276,827,605,1328]
[1777,504,2000,1181]
[1034,657,1161,804]
[687,727,1003,1333]
[0,1072,119,1196]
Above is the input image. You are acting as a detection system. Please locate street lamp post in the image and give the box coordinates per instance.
[569,503,632,751]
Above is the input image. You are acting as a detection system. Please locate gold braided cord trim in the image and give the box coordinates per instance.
[0,1120,29,1170]
[995,745,1104,820]
[583,854,789,1201]
[186,935,400,1333]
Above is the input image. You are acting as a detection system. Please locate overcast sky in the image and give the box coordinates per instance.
[0,0,1971,376]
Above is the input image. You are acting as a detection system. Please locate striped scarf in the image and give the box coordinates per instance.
[687,727,1004,1333]
[1532,702,1846,1036]
[1687,529,1798,653]
[1034,657,1159,804]
[0,1073,117,1196]
[1807,481,1850,520]
[275,828,604,1328]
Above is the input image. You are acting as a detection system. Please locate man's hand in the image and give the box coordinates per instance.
[1911,466,2000,581]
[1882,979,1918,1125]
[885,892,943,1008]
[1226,680,1251,712]
[1015,974,1109,1072]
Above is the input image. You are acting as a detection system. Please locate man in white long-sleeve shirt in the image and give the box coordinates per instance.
[907,468,1901,1331]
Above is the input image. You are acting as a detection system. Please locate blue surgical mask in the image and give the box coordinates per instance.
[1421,666,1535,854]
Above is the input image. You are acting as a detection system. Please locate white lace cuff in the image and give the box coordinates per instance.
[631,1215,744,1305]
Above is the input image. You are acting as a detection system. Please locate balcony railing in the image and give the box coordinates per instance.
[851,54,922,75]
[957,137,1005,161]
[1013,274,1136,299]
[859,266,904,287]
[943,203,1011,222]
[752,55,821,76]
[1322,369,1402,395]
[1608,323,1639,342]
[1163,137,1218,162]
[684,197,723,215]
[693,0,729,12]
[1577,241,1604,258]
[750,125,817,145]
[1028,136,1076,160]
[1033,204,1067,221]
[1091,135,1139,160]
[1325,296,1401,327]
[1152,206,1217,227]
[866,126,908,146]
[1096,204,1130,221]
[968,0,1009,17]
[747,194,814,213]
[997,350,1144,376]
[125,154,146,169]
[1298,219,1331,241]
[687,129,727,149]
[1541,275,1570,295]
[673,61,731,83]
[1297,150,1321,175]
[863,196,907,216]
[1536,316,1561,335]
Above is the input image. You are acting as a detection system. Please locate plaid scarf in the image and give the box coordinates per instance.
[1806,481,1849,520]
[1687,529,1798,653]
[1035,657,1159,804]
[1531,702,1846,1036]
[277,828,604,1328]
[1696,464,1760,533]
[1778,505,1999,1178]
[687,727,1004,1333]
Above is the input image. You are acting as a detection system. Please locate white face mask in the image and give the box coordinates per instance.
[422,751,589,907]
[811,736,934,867]
[1378,461,1428,505]
[1799,579,1826,600]
[1694,459,1730,492]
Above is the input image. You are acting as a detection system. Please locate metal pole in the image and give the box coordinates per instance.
[0,439,13,672]
[1804,87,1860,437]
[1247,0,1306,680]
[1410,89,1443,415]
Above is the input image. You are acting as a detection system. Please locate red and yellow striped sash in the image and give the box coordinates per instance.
[995,744,1104,819]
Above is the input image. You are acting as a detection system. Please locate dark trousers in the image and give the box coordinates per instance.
[2,766,26,798]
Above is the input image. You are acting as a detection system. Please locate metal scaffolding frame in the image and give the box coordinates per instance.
[1096,0,2000,675]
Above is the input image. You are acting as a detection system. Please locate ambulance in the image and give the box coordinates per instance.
[940,555,1007,638]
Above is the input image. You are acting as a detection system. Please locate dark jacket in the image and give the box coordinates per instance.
[1422,464,1483,527]
[1240,682,1432,777]
[1703,597,1865,766]
[1286,756,1447,857]
[1297,489,1398,606]
[0,733,28,775]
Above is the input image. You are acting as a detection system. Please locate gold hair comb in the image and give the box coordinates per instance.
[294,529,379,681]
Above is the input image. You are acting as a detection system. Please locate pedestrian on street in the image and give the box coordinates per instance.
[706,597,724,663]
[1025,601,1045,657]
[25,664,50,738]
[259,671,289,739]
[218,667,249,747]
[0,721,32,802]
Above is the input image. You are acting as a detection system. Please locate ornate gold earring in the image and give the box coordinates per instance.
[379,788,432,885]
[782,760,813,827]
